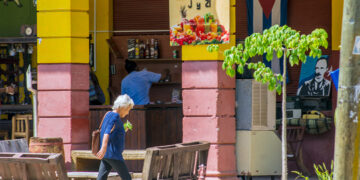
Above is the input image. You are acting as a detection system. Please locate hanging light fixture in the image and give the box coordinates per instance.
[28,44,34,54]
[16,44,24,53]
[9,44,16,56]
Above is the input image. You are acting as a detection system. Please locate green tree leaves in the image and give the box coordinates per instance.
[207,25,328,94]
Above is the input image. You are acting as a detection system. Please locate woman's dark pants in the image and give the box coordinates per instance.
[97,158,132,180]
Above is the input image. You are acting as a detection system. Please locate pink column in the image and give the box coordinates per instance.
[182,61,237,179]
[37,64,89,167]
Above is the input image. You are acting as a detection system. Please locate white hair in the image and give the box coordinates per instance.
[112,94,134,110]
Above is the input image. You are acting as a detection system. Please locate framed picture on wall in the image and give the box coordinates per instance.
[297,55,332,97]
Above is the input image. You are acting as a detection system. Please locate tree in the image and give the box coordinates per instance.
[207,25,328,179]
[333,0,360,179]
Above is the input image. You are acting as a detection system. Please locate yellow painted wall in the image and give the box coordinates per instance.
[37,0,89,64]
[332,0,343,51]
[89,0,112,105]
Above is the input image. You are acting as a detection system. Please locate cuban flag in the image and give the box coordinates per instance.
[246,0,288,81]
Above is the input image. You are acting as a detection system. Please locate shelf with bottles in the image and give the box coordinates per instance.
[129,58,181,63]
[109,34,182,61]
[129,38,162,60]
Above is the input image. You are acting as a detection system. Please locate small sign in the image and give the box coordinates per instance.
[353,36,360,55]
[169,0,230,46]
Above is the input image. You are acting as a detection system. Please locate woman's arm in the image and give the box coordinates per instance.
[0,86,15,94]
[96,134,109,159]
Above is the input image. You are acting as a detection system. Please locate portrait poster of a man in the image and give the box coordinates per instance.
[297,56,332,96]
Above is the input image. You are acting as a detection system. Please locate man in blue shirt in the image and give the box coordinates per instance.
[121,60,165,105]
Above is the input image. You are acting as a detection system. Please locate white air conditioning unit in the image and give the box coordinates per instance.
[236,79,276,130]
[236,130,281,176]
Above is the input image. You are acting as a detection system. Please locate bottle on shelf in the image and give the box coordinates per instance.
[154,39,159,59]
[145,39,150,59]
[135,39,140,59]
[150,39,155,59]
[139,40,145,59]
[127,39,136,59]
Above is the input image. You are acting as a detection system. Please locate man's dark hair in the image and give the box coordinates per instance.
[125,59,137,73]
[316,58,328,67]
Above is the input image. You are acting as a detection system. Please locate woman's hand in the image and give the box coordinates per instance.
[96,147,107,159]
[5,86,15,95]
[96,134,109,159]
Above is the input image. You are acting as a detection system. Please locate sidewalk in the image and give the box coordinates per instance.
[240,176,318,180]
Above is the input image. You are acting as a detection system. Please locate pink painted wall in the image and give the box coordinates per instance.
[37,64,89,167]
[182,61,237,180]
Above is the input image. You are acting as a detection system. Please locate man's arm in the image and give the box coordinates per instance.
[0,86,14,94]
[146,71,162,83]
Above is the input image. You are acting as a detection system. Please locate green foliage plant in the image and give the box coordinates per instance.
[207,25,328,179]
[207,25,328,95]
[292,161,333,180]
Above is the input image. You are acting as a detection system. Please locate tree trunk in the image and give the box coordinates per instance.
[282,51,288,180]
[334,0,360,179]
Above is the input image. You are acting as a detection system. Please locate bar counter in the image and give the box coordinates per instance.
[89,103,182,171]
[89,103,183,149]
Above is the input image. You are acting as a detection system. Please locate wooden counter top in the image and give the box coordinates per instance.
[0,105,32,113]
[90,103,182,110]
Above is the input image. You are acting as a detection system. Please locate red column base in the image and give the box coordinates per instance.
[37,64,89,168]
[182,61,237,179]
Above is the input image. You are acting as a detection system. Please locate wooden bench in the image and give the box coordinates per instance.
[0,152,68,179]
[0,141,210,180]
[71,149,146,171]
[0,138,29,152]
[141,141,210,180]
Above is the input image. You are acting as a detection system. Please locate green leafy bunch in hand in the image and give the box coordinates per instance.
[207,25,328,94]
[123,120,133,131]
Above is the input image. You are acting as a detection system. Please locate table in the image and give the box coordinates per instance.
[0,105,32,114]
[71,150,146,171]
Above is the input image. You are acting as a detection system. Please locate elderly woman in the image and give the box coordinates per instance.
[96,94,134,180]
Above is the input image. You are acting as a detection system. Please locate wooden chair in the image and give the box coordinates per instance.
[12,114,32,141]
[278,126,310,175]
[0,130,9,140]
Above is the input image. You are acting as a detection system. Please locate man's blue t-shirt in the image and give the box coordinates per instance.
[100,112,125,161]
[121,70,161,105]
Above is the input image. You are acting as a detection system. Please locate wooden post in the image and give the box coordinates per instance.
[333,0,360,179]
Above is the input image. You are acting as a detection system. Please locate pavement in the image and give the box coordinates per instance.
[238,175,319,180]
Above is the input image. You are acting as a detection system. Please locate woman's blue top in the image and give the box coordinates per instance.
[100,111,125,161]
